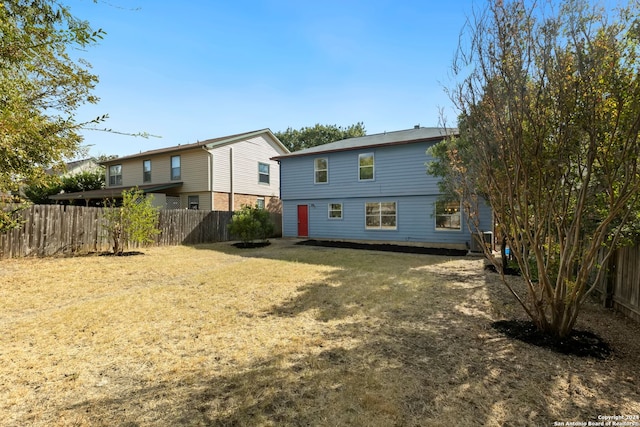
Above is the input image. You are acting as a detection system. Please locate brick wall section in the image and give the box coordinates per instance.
[214,192,282,213]
[265,196,282,213]
[213,192,230,211]
[233,193,259,209]
[234,194,281,213]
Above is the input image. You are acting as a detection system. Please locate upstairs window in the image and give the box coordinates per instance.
[365,202,396,229]
[171,156,181,180]
[435,200,461,231]
[143,160,151,183]
[315,158,328,184]
[258,162,270,184]
[109,164,122,186]
[359,153,374,181]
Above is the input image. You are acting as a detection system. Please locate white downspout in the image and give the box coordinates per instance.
[229,147,234,211]
[202,146,214,210]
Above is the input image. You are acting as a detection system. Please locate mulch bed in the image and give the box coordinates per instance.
[296,239,468,256]
[492,319,612,360]
[97,251,145,257]
[232,241,272,249]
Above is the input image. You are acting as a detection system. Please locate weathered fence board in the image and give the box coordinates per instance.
[611,245,640,322]
[0,205,282,259]
[596,244,640,323]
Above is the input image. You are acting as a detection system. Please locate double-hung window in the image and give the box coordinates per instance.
[171,156,181,180]
[435,200,461,230]
[258,162,270,184]
[328,203,342,219]
[109,164,122,186]
[143,160,151,183]
[315,158,328,184]
[365,202,396,229]
[359,153,374,181]
[188,195,199,210]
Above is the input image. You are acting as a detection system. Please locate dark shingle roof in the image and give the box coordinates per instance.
[101,129,288,164]
[272,127,457,159]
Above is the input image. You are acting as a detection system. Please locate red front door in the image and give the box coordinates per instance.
[297,205,308,237]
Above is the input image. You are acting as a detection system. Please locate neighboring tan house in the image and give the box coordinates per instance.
[51,129,289,211]
[45,158,102,177]
[273,127,493,250]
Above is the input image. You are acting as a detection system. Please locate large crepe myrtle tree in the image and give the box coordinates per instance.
[429,0,640,339]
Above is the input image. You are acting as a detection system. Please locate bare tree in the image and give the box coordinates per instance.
[430,0,640,338]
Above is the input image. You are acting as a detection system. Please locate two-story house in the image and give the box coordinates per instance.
[273,127,493,250]
[52,129,289,211]
[45,158,102,177]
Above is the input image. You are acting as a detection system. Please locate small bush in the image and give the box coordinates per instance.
[228,204,274,245]
[103,188,160,254]
[0,200,26,233]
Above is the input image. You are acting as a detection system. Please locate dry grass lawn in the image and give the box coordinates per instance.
[1,239,639,426]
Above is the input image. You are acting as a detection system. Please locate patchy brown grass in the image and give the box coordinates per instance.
[1,239,639,426]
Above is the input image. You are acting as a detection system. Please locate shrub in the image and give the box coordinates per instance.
[228,204,274,245]
[0,198,26,233]
[103,188,160,254]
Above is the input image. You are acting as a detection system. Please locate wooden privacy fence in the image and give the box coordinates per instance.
[0,205,282,259]
[156,209,233,247]
[596,244,640,323]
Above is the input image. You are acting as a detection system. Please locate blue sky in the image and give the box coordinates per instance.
[68,0,477,158]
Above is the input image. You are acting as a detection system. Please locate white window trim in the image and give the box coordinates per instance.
[328,203,343,220]
[258,162,270,185]
[143,159,151,183]
[365,201,397,230]
[109,164,122,186]
[358,152,375,181]
[171,155,181,181]
[434,200,463,232]
[314,157,329,184]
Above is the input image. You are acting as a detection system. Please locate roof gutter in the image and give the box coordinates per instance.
[270,134,455,161]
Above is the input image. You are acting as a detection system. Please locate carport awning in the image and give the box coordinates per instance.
[49,182,183,201]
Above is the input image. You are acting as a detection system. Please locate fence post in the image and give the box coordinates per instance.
[603,250,617,308]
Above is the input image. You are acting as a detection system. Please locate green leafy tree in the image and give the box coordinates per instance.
[23,174,63,205]
[24,169,105,204]
[0,0,103,230]
[0,196,24,232]
[275,123,366,152]
[103,189,160,255]
[228,204,275,246]
[61,170,105,194]
[430,0,640,338]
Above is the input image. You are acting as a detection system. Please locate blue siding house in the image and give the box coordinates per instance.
[273,127,493,250]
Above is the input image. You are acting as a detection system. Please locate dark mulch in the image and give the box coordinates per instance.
[97,251,145,257]
[232,241,272,249]
[296,239,468,256]
[484,263,520,276]
[492,319,612,360]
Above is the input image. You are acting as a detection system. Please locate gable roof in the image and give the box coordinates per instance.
[272,127,458,160]
[101,129,288,164]
[45,158,100,176]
